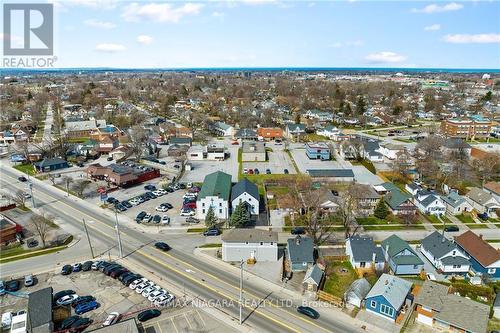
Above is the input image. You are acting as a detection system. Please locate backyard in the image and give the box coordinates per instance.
[322,261,358,299]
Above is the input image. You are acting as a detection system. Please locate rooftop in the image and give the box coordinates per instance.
[222,228,278,243]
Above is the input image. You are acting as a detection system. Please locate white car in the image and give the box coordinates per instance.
[152,190,163,197]
[102,312,121,326]
[183,193,197,199]
[157,189,167,195]
[162,215,170,224]
[155,294,175,307]
[91,260,103,270]
[180,209,195,216]
[129,278,148,290]
[56,294,79,306]
[155,205,168,212]
[135,281,154,294]
[142,285,160,297]
[426,273,437,281]
[23,192,31,199]
[129,199,140,206]
[1,312,12,330]
[148,289,167,302]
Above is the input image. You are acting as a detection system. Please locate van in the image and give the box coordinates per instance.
[1,312,12,330]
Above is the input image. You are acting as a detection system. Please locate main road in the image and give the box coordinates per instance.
[0,164,369,333]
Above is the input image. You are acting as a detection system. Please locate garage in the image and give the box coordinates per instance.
[416,313,433,326]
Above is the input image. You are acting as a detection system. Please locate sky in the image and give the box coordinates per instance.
[3,0,500,68]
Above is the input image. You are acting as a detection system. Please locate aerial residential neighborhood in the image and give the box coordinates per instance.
[0,1,499,333]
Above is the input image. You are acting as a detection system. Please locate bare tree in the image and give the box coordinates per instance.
[414,135,444,184]
[61,176,73,196]
[129,125,149,161]
[9,190,27,209]
[73,179,91,198]
[29,214,52,248]
[335,184,364,239]
[471,154,500,186]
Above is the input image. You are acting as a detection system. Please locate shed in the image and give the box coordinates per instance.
[344,278,371,308]
[302,264,324,292]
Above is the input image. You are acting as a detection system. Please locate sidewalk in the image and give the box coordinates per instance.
[194,248,387,333]
[447,215,470,230]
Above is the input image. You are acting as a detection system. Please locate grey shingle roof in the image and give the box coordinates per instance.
[419,194,439,208]
[303,264,323,286]
[440,256,470,266]
[28,287,53,329]
[414,280,449,311]
[306,169,354,178]
[222,229,278,243]
[365,274,412,310]
[287,236,314,264]
[345,278,371,302]
[231,178,259,201]
[235,128,257,138]
[434,294,489,333]
[421,231,459,259]
[348,236,384,263]
[442,192,466,208]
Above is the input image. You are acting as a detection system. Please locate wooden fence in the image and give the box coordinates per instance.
[317,290,344,308]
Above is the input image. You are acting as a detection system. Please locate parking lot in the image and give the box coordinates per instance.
[0,263,236,332]
[288,145,345,173]
[243,143,296,175]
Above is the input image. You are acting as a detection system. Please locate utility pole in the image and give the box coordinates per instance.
[28,182,35,208]
[239,260,243,325]
[82,218,94,258]
[114,207,123,258]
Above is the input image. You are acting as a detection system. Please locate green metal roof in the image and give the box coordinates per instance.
[198,171,232,201]
[384,189,411,209]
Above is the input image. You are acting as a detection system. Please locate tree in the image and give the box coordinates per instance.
[400,213,418,226]
[61,176,73,196]
[10,190,27,209]
[129,125,149,161]
[374,199,389,220]
[73,179,91,198]
[29,214,52,248]
[356,95,366,115]
[205,206,218,228]
[230,202,249,227]
[335,185,364,239]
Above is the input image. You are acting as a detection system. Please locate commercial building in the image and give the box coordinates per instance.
[27,287,53,333]
[86,162,160,187]
[197,171,232,220]
[257,127,283,141]
[0,214,20,245]
[440,116,493,139]
[305,142,330,160]
[222,229,278,262]
[241,141,266,162]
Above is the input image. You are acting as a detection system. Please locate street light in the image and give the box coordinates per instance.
[28,182,35,208]
[114,207,124,258]
[239,260,244,325]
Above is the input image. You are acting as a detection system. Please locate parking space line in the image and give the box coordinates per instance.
[156,322,164,333]
[196,310,207,326]
[184,313,193,329]
[171,317,179,333]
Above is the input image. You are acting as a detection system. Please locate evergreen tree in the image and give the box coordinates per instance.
[205,206,218,228]
[374,199,389,220]
[356,96,366,115]
[231,203,249,227]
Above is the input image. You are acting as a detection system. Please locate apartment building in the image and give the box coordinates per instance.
[440,116,493,139]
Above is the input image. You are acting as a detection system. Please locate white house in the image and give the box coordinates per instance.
[466,187,500,215]
[187,145,205,161]
[345,236,385,271]
[221,229,278,262]
[442,191,473,215]
[377,143,405,160]
[209,121,234,137]
[414,190,446,216]
[197,171,232,220]
[206,143,226,161]
[316,125,340,139]
[420,231,470,274]
[231,178,259,215]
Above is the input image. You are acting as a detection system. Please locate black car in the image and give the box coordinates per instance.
[101,263,119,273]
[110,268,129,279]
[98,262,113,272]
[115,203,127,212]
[18,176,27,182]
[121,201,133,209]
[145,191,157,199]
[444,225,459,232]
[135,211,147,223]
[5,280,20,292]
[118,272,136,283]
[284,169,289,174]
[144,184,156,191]
[61,264,73,275]
[297,306,320,319]
[155,242,171,251]
[81,261,93,271]
[291,227,305,235]
[153,215,161,223]
[165,187,174,193]
[332,190,339,196]
[27,239,39,248]
[254,168,260,174]
[123,274,142,286]
[71,296,96,308]
[70,317,92,332]
[179,183,186,189]
[266,169,271,174]
[163,203,173,209]
[104,265,123,276]
[138,309,161,322]
[203,228,221,236]
[59,315,81,330]
[53,289,76,302]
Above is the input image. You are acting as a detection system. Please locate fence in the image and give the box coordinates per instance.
[317,290,344,308]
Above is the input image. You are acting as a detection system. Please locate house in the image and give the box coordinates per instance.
[483,181,500,202]
[209,121,234,137]
[206,143,226,161]
[384,188,417,216]
[344,278,371,308]
[318,189,339,212]
[285,123,305,139]
[241,141,266,162]
[404,183,421,196]
[235,128,258,141]
[231,178,259,215]
[305,109,333,122]
[465,187,500,215]
[442,191,473,215]
[221,229,278,262]
[455,231,500,280]
[414,280,489,333]
[306,169,355,182]
[302,264,324,292]
[420,231,470,275]
[441,138,472,156]
[28,287,54,332]
[64,119,106,138]
[305,142,330,160]
[0,130,15,144]
[364,274,412,322]
[257,127,283,141]
[95,136,118,154]
[381,235,424,275]
[414,190,446,216]
[286,236,314,272]
[33,158,69,173]
[197,171,232,220]
[353,184,380,216]
[0,215,21,245]
[167,144,189,157]
[169,137,192,147]
[316,125,340,140]
[109,145,130,161]
[377,143,405,160]
[187,145,204,160]
[77,139,97,156]
[345,236,385,272]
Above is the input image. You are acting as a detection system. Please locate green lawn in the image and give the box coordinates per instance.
[0,245,68,263]
[13,163,36,176]
[464,223,489,229]
[456,213,475,224]
[424,214,451,225]
[363,225,426,231]
[322,261,358,298]
[357,217,390,225]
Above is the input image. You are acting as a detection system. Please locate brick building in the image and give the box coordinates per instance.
[440,116,493,139]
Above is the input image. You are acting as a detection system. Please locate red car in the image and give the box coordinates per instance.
[183,202,196,209]
[231,141,239,145]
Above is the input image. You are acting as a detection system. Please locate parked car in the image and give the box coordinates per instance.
[183,202,196,209]
[135,211,147,223]
[284,169,289,174]
[59,315,80,330]
[81,261,93,271]
[162,215,170,224]
[142,214,152,223]
[155,242,171,251]
[27,239,39,248]
[53,290,76,302]
[186,217,199,224]
[297,306,319,319]
[5,280,19,292]
[123,274,142,287]
[70,317,92,332]
[115,203,127,212]
[1,312,11,330]
[91,260,104,270]
[0,281,5,296]
[121,201,133,209]
[129,278,148,290]
[24,275,34,287]
[426,273,437,281]
[110,268,129,279]
[152,215,161,223]
[180,209,195,216]
[478,212,489,220]
[155,294,175,307]
[137,309,161,322]
[444,225,459,232]
[203,228,221,236]
[57,294,79,306]
[142,285,160,298]
[102,312,121,326]
[266,169,271,174]
[75,301,98,315]
[61,265,73,275]
[148,289,167,302]
[72,263,82,272]
[18,176,27,182]
[135,282,154,294]
[156,205,168,212]
[72,296,95,308]
[291,227,305,235]
[107,156,113,161]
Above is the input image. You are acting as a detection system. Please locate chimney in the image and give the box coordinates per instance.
[295,236,301,246]
[385,245,390,261]
[385,279,389,285]
[372,252,376,263]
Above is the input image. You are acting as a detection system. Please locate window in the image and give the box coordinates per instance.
[219,209,222,214]
[202,209,205,214]
[202,203,205,207]
[488,268,496,274]
[260,242,263,245]
[360,262,366,268]
[219,203,222,207]
[370,300,377,308]
[380,304,394,317]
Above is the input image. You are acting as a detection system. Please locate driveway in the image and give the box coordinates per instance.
[352,165,384,185]
[412,245,446,281]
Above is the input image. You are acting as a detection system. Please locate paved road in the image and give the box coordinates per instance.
[43,102,54,143]
[0,164,369,333]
